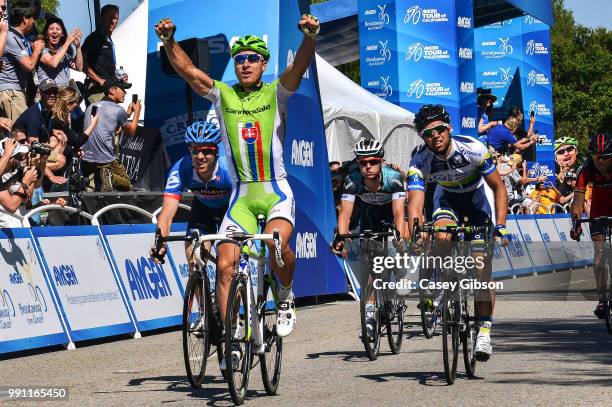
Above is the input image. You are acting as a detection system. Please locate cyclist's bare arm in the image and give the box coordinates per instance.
[337,199,354,235]
[407,190,425,240]
[484,170,508,227]
[280,14,319,91]
[392,198,407,239]
[155,18,214,96]
[157,196,180,238]
[571,190,585,219]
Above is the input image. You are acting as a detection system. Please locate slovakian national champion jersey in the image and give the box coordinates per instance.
[406,135,496,193]
[203,79,293,183]
[163,154,233,209]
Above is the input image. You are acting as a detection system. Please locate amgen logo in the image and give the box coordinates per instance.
[460,81,474,93]
[457,16,471,28]
[125,257,173,301]
[291,139,314,167]
[458,47,473,59]
[296,232,317,259]
[462,117,476,129]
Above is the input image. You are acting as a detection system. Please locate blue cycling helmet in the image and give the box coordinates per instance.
[184,120,222,144]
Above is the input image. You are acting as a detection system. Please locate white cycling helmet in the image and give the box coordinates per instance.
[354,137,384,158]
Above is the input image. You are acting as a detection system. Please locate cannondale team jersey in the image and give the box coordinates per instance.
[163,154,233,209]
[407,135,496,193]
[204,79,293,183]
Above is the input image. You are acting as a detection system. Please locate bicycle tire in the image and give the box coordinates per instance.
[385,298,404,354]
[360,273,382,360]
[420,290,437,339]
[182,272,209,388]
[462,289,479,377]
[259,279,283,394]
[442,295,460,385]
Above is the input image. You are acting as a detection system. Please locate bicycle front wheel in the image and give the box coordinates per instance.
[259,278,283,395]
[225,275,252,405]
[462,289,479,377]
[385,298,405,354]
[442,295,460,385]
[360,273,382,360]
[182,272,209,388]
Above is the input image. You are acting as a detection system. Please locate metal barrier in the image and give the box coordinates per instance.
[151,204,191,224]
[549,203,567,214]
[91,204,153,226]
[0,207,25,225]
[509,203,523,214]
[22,205,94,227]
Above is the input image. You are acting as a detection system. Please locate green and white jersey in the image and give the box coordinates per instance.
[204,79,293,183]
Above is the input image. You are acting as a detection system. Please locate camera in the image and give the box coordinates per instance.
[29,142,52,156]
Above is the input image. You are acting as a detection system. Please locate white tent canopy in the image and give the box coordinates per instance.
[316,54,421,173]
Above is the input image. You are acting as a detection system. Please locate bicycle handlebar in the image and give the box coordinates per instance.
[336,230,396,240]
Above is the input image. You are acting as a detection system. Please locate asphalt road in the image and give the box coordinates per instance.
[1,282,611,406]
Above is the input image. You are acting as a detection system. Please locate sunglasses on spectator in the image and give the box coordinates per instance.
[555,146,576,155]
[358,158,382,167]
[190,146,218,156]
[234,54,263,64]
[421,124,449,138]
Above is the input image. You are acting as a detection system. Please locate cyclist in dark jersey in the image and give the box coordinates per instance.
[332,138,406,338]
[151,120,232,268]
[570,131,612,318]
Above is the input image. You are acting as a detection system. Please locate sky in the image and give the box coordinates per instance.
[564,0,612,29]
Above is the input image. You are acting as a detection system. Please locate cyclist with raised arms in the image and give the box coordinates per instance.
[406,104,510,362]
[570,131,612,319]
[332,138,407,337]
[151,120,232,269]
[155,14,320,338]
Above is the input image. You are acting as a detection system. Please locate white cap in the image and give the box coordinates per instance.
[0,137,30,157]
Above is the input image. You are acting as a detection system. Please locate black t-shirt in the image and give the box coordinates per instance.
[557,182,574,197]
[82,30,116,82]
[13,103,51,143]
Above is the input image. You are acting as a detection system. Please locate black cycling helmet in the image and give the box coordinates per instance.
[588,131,612,154]
[413,104,450,133]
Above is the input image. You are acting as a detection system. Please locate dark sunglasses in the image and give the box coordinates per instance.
[358,158,382,167]
[555,146,576,155]
[190,146,218,156]
[234,54,263,64]
[421,124,449,138]
[595,153,612,161]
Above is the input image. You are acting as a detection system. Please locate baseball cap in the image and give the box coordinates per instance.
[103,77,132,93]
[0,138,30,157]
[39,78,58,92]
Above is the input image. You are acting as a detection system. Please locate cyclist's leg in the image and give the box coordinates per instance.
[590,222,607,317]
[431,186,460,245]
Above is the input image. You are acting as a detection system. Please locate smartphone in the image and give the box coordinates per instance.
[132,94,138,104]
[530,110,535,118]
[91,105,98,116]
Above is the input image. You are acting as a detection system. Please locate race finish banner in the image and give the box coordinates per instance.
[145,0,346,297]
[358,0,477,136]
[0,228,69,354]
[474,15,554,181]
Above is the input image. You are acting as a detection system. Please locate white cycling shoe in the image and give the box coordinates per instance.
[219,344,242,371]
[474,334,492,362]
[276,300,296,337]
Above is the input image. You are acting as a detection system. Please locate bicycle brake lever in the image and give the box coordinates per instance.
[272,229,285,268]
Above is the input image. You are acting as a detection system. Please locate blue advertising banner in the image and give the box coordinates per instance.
[145,0,346,298]
[455,0,476,136]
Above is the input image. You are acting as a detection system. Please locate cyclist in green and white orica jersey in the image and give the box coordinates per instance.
[156,14,320,338]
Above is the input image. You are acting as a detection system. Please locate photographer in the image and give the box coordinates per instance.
[0,127,48,227]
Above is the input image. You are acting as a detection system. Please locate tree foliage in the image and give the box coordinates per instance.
[9,0,59,33]
[551,0,612,150]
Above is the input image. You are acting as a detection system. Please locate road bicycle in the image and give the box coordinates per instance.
[412,220,491,384]
[336,229,406,361]
[572,215,612,334]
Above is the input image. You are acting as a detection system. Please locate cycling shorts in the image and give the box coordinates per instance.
[432,183,495,240]
[186,198,227,236]
[219,179,295,235]
[589,219,609,237]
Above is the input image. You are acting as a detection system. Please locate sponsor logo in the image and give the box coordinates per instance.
[160,111,216,147]
[9,269,23,285]
[460,81,474,93]
[523,15,541,25]
[457,16,471,29]
[291,139,314,167]
[499,67,514,85]
[239,122,261,144]
[195,34,269,55]
[527,70,550,86]
[178,264,189,279]
[379,40,391,60]
[458,47,473,59]
[525,39,549,55]
[404,5,448,24]
[287,49,310,78]
[125,257,173,301]
[527,162,554,178]
[529,100,552,117]
[480,68,513,89]
[480,38,513,59]
[405,42,449,62]
[461,117,476,129]
[498,37,514,54]
[482,71,498,76]
[365,9,376,16]
[364,4,390,30]
[1,289,16,328]
[374,76,393,99]
[365,40,391,66]
[53,265,79,286]
[296,232,317,259]
[165,171,180,190]
[366,44,377,51]
[378,4,390,24]
[407,79,451,99]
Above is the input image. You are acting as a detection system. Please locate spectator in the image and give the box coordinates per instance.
[526,181,560,214]
[0,0,8,60]
[0,1,44,120]
[507,107,537,161]
[82,4,124,105]
[476,88,500,144]
[497,153,523,209]
[488,116,537,154]
[81,78,140,191]
[37,17,83,88]
[557,170,576,206]
[13,78,58,143]
[554,136,579,184]
[584,183,592,217]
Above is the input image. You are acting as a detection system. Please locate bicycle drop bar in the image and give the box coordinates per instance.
[573,216,612,225]
[337,230,396,240]
[416,225,489,235]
